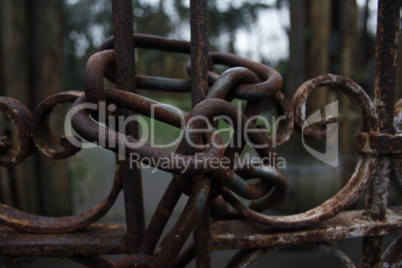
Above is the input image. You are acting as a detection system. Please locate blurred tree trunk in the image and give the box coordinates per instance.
[0,0,38,213]
[356,0,376,94]
[28,0,71,216]
[0,0,71,216]
[339,0,357,79]
[336,0,358,182]
[307,0,332,113]
[288,0,307,96]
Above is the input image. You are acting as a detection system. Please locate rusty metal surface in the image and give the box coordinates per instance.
[382,236,402,267]
[0,97,35,166]
[112,0,145,254]
[362,1,401,267]
[0,0,401,267]
[210,206,402,250]
[225,242,357,268]
[0,256,114,268]
[0,255,114,268]
[31,91,82,159]
[0,224,126,255]
[190,0,208,106]
[392,98,402,195]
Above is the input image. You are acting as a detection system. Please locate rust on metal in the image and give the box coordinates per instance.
[355,132,402,154]
[225,242,356,268]
[392,99,402,195]
[190,0,208,106]
[0,224,126,255]
[112,0,145,254]
[210,207,402,250]
[382,236,402,267]
[362,0,401,267]
[31,91,82,159]
[0,97,35,166]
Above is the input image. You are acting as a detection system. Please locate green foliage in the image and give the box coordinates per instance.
[63,0,277,58]
[62,0,280,101]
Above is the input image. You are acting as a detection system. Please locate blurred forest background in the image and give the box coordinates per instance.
[0,0,401,218]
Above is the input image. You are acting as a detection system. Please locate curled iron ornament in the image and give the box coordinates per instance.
[217,74,380,230]
[0,92,123,234]
[31,91,82,159]
[292,74,379,139]
[0,97,35,167]
[0,168,122,233]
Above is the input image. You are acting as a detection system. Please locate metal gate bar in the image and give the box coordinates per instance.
[112,0,145,254]
[362,1,401,267]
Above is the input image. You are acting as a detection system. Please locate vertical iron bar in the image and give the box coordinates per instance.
[362,0,401,267]
[190,0,211,267]
[112,0,145,253]
[190,0,209,106]
[194,198,211,268]
[372,0,400,135]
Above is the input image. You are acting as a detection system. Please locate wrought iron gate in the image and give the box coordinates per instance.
[0,0,401,267]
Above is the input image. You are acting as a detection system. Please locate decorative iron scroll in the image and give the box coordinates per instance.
[0,0,401,267]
